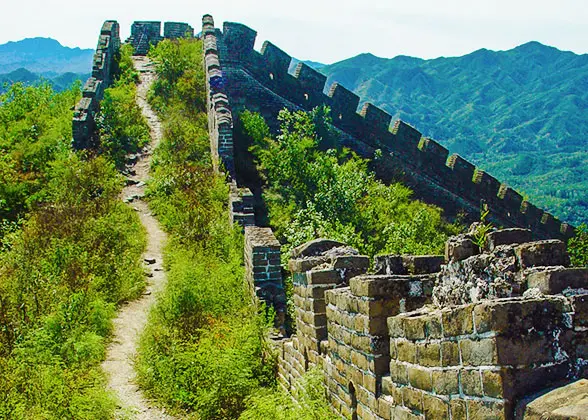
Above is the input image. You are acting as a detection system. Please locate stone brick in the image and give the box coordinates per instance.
[441,305,474,337]
[404,314,427,340]
[390,360,409,385]
[388,315,405,338]
[466,399,506,419]
[374,255,405,275]
[307,269,340,285]
[495,335,553,366]
[402,386,424,413]
[445,236,479,262]
[290,238,346,258]
[514,240,569,268]
[397,340,417,363]
[486,228,532,251]
[449,398,467,420]
[378,396,393,420]
[402,255,444,274]
[525,267,588,294]
[460,369,483,397]
[417,342,441,367]
[441,341,461,367]
[408,365,433,391]
[432,370,459,395]
[481,369,503,398]
[459,338,497,366]
[423,394,449,419]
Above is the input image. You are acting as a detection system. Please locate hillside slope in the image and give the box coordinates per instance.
[321,42,588,226]
[0,37,94,73]
[0,68,88,93]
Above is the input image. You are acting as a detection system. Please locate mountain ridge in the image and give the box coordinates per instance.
[320,41,587,226]
[0,37,94,74]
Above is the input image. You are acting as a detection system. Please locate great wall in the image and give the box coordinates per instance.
[71,15,587,419]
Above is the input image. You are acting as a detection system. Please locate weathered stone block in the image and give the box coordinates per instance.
[423,394,449,420]
[402,255,444,274]
[525,267,588,294]
[486,228,533,251]
[441,341,461,367]
[397,340,417,363]
[449,398,467,420]
[460,369,483,396]
[523,379,588,420]
[445,236,479,262]
[441,305,474,337]
[467,399,505,419]
[408,365,433,391]
[290,238,346,258]
[459,338,498,366]
[432,369,459,395]
[374,255,405,275]
[417,342,441,367]
[514,240,569,268]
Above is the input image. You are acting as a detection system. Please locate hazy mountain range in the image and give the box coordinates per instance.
[0,37,94,73]
[318,42,587,226]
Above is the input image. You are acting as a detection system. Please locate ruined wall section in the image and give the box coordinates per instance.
[72,20,120,150]
[276,231,588,419]
[211,19,573,241]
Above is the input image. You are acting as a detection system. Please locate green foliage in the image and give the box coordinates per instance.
[0,82,78,222]
[321,44,588,226]
[240,368,338,420]
[472,204,494,249]
[569,224,588,267]
[97,44,150,167]
[241,107,460,256]
[147,38,206,115]
[0,50,147,417]
[137,38,276,419]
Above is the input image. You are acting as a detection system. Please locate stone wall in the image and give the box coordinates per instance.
[203,15,574,241]
[202,15,286,319]
[72,20,120,150]
[275,230,588,419]
[164,22,194,39]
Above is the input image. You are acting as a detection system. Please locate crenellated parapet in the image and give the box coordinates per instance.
[72,20,120,150]
[205,16,574,240]
[275,228,588,419]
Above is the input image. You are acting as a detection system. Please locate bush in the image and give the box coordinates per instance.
[0,48,147,418]
[569,223,588,267]
[241,107,461,256]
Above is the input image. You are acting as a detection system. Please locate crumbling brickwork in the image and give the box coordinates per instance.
[276,230,588,419]
[72,20,120,150]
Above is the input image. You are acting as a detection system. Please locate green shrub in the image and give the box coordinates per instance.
[569,223,588,267]
[241,107,461,256]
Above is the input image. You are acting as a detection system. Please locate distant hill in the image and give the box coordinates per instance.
[0,37,94,74]
[0,68,89,94]
[321,42,588,226]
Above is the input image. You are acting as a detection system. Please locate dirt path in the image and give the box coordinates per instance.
[102,56,175,420]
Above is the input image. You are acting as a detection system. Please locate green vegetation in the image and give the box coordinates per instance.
[321,43,588,226]
[136,38,277,419]
[0,45,148,418]
[569,224,588,267]
[241,107,460,257]
[97,44,150,167]
[240,368,337,420]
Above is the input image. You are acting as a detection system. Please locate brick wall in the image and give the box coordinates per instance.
[72,20,120,150]
[274,230,588,419]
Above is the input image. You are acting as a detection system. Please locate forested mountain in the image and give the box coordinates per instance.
[0,67,88,93]
[321,42,588,226]
[0,37,94,73]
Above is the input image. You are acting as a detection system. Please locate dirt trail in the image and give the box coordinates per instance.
[101,56,175,420]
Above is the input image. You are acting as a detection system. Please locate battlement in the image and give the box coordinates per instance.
[205,17,574,240]
[72,20,120,150]
[275,229,588,419]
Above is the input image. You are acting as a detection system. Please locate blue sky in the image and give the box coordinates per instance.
[1,0,586,63]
